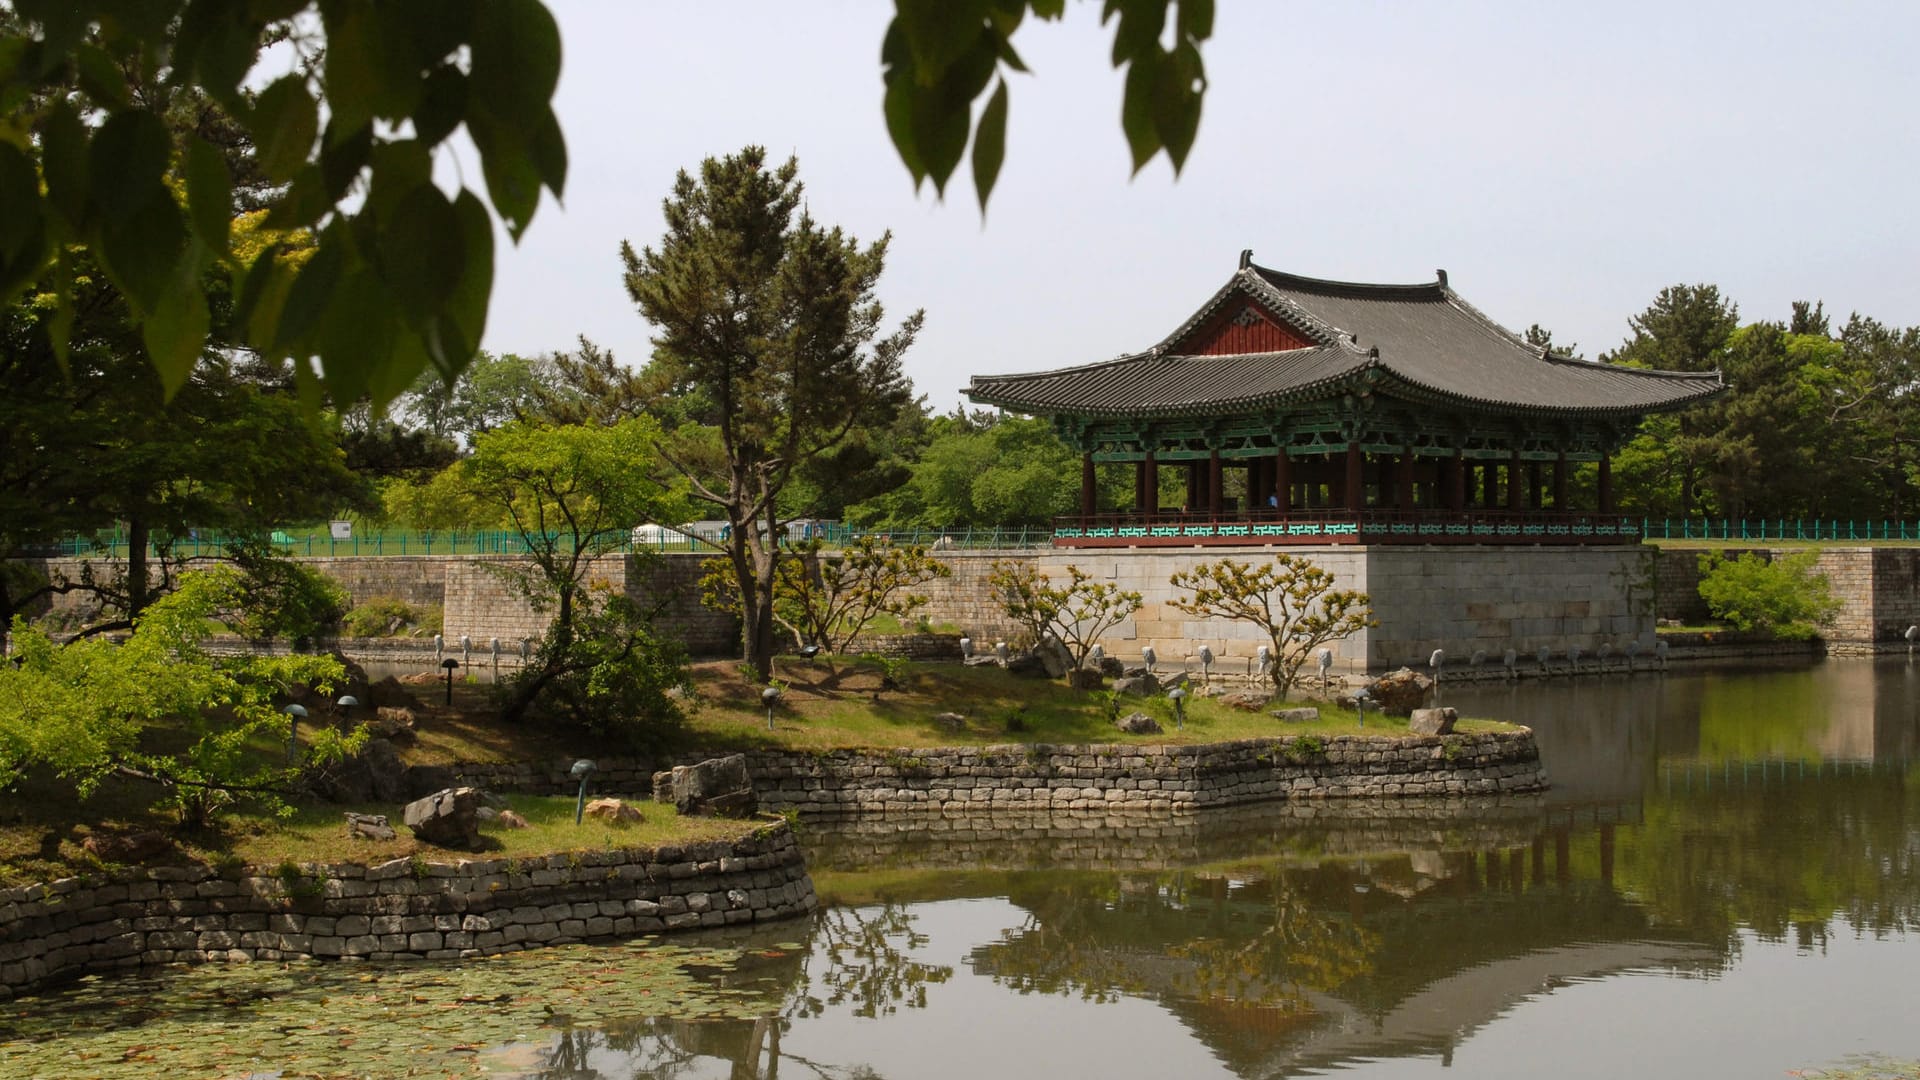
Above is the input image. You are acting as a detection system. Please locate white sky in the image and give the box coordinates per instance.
[479,0,1920,412]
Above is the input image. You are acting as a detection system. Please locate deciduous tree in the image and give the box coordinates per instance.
[986,560,1142,681]
[1168,555,1374,694]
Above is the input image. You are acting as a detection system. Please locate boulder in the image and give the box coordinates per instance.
[667,754,758,818]
[1005,651,1050,679]
[584,798,644,824]
[1037,642,1072,679]
[368,706,418,745]
[366,676,421,709]
[932,712,968,732]
[1217,688,1272,711]
[1114,711,1163,735]
[1270,707,1320,724]
[1409,707,1459,736]
[344,812,395,841]
[496,809,530,830]
[403,787,485,850]
[1363,667,1434,716]
[1067,668,1106,691]
[651,770,675,804]
[82,829,174,864]
[309,738,409,804]
[1112,674,1161,696]
[1096,656,1125,678]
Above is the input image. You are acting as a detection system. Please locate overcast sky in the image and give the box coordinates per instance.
[478,1,1920,412]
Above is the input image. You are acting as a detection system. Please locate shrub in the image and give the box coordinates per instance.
[341,596,417,637]
[1696,551,1841,640]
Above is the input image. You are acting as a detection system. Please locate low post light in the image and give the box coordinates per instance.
[761,684,782,731]
[1167,685,1187,730]
[282,703,308,762]
[571,759,598,824]
[441,657,460,705]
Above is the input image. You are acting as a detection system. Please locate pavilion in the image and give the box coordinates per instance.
[967,253,1722,547]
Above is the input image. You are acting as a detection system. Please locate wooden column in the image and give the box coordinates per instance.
[1133,458,1147,514]
[1144,451,1159,518]
[1207,449,1223,517]
[1527,461,1543,510]
[1274,448,1291,512]
[1449,449,1467,511]
[1598,453,1613,514]
[1507,449,1524,511]
[1482,461,1497,508]
[1553,451,1568,510]
[1185,462,1201,511]
[1080,453,1096,520]
[1345,443,1365,511]
[1397,450,1416,509]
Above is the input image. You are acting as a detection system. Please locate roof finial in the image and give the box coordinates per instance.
[1435,268,1449,288]
[1239,249,1253,270]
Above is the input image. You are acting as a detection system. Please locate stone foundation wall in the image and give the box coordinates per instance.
[444,732,1547,817]
[0,825,812,1000]
[1651,546,1920,643]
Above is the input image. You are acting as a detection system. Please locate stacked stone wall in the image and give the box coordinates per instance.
[0,825,812,1000]
[1651,546,1918,644]
[445,732,1547,816]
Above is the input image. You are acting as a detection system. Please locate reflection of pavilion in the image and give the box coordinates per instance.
[968,256,1721,548]
[967,838,1724,1078]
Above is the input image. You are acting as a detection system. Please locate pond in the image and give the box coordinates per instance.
[3,658,1917,1079]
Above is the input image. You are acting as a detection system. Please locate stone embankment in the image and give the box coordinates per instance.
[446,731,1548,818]
[0,823,812,1000]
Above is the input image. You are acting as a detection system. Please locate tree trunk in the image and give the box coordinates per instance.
[125,517,151,623]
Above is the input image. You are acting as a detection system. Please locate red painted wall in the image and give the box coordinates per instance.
[1176,302,1312,355]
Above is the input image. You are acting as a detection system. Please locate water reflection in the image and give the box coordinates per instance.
[5,659,1919,1078]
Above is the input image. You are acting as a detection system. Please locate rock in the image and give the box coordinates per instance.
[308,738,409,804]
[963,655,1002,667]
[496,809,530,830]
[651,770,675,804]
[404,764,459,800]
[367,706,417,745]
[475,805,499,821]
[1363,667,1434,716]
[403,787,485,850]
[1112,674,1161,696]
[1409,707,1459,736]
[1096,656,1125,678]
[1036,642,1071,679]
[344,812,395,841]
[932,712,968,732]
[1067,668,1106,691]
[1005,651,1049,678]
[1217,688,1272,711]
[583,798,644,824]
[82,830,174,864]
[667,754,758,818]
[1270,707,1320,723]
[366,676,420,709]
[1114,711,1163,735]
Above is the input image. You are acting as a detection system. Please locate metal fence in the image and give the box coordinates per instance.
[1640,518,1920,542]
[34,524,1057,559]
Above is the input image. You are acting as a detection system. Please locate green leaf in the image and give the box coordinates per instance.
[413,64,467,147]
[87,111,171,225]
[71,42,130,109]
[252,75,319,183]
[469,0,561,127]
[468,112,541,239]
[318,118,374,202]
[231,244,287,344]
[425,189,494,375]
[379,182,465,321]
[263,164,334,230]
[40,100,90,230]
[177,0,258,104]
[1178,0,1215,41]
[1119,53,1163,173]
[141,268,211,399]
[314,266,394,407]
[528,104,567,199]
[96,193,190,312]
[186,136,232,256]
[272,225,347,351]
[971,79,1008,212]
[0,141,47,266]
[881,23,926,187]
[894,0,988,82]
[1151,44,1203,170]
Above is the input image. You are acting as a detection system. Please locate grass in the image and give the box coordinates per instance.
[683,656,1511,751]
[0,655,1508,887]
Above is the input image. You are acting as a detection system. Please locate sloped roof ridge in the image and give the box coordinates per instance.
[1251,263,1446,301]
[1437,284,1724,385]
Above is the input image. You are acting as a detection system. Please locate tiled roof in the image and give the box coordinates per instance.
[968,260,1724,419]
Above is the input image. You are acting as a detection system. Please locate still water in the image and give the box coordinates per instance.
[4,659,1917,1079]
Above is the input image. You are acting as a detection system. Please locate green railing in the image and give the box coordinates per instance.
[34,524,1056,559]
[1640,518,1920,542]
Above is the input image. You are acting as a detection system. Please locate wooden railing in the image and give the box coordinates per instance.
[1051,510,1644,546]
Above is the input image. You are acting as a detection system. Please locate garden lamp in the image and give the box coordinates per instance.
[761,684,782,731]
[1907,625,1917,655]
[1315,647,1332,688]
[1167,686,1187,730]
[959,636,973,661]
[1536,645,1552,673]
[570,759,598,824]
[1255,644,1272,680]
[441,657,460,705]
[1353,688,1371,728]
[335,694,358,719]
[1429,648,1445,690]
[1197,645,1214,685]
[1503,648,1518,679]
[1141,645,1157,674]
[282,704,308,762]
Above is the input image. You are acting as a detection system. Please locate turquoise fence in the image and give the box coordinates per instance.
[1640,518,1920,542]
[36,524,1056,559]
